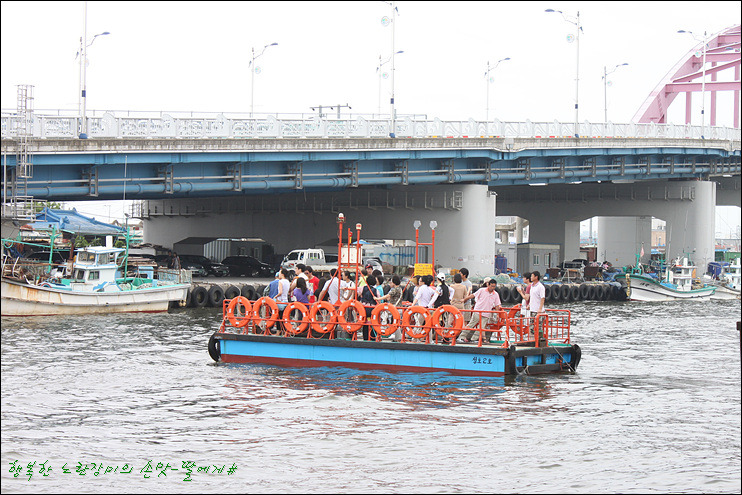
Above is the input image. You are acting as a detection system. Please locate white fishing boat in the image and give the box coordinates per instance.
[1,245,190,316]
[709,258,741,300]
[615,256,715,302]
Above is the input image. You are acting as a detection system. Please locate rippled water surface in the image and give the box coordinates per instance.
[2,299,740,493]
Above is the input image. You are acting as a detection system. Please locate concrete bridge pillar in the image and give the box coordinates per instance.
[597,216,652,266]
[661,180,716,267]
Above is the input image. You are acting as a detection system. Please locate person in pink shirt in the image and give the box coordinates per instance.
[459,279,502,344]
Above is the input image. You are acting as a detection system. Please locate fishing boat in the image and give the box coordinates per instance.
[207,212,580,377]
[709,258,741,300]
[1,245,191,316]
[1,207,190,316]
[615,254,715,302]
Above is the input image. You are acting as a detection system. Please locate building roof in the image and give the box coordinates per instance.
[26,208,125,236]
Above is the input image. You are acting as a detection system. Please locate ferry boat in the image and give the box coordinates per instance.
[208,298,580,377]
[615,255,715,302]
[208,212,581,377]
[1,245,190,316]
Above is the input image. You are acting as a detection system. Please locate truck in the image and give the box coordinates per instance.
[281,249,338,277]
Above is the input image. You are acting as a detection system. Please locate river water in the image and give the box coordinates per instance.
[2,298,740,494]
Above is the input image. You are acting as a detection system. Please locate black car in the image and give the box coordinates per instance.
[221,255,273,277]
[179,254,229,277]
[180,260,208,277]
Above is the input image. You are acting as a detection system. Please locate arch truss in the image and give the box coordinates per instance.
[634,24,741,128]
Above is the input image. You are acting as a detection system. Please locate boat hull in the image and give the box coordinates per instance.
[709,285,741,300]
[616,274,715,302]
[209,333,581,377]
[1,278,189,316]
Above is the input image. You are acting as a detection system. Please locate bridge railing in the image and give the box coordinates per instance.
[1,111,740,141]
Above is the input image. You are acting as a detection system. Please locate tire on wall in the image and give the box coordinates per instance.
[208,285,225,307]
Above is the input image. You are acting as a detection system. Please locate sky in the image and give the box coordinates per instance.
[1,0,740,235]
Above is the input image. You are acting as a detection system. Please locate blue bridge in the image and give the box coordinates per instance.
[1,113,740,277]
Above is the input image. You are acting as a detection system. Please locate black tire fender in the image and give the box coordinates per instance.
[208,285,225,307]
[224,285,240,300]
[241,284,257,300]
[208,333,221,362]
[191,286,208,308]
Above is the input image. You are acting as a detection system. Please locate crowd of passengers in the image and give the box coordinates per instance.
[255,263,546,344]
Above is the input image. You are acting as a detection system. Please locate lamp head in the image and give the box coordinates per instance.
[413,220,421,230]
[337,212,345,223]
[356,223,362,231]
[429,220,438,230]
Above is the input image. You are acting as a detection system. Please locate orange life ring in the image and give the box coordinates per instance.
[309,300,337,334]
[283,301,310,335]
[429,304,464,339]
[252,297,279,332]
[506,305,528,337]
[226,296,252,328]
[401,306,431,339]
[370,303,401,337]
[337,299,366,333]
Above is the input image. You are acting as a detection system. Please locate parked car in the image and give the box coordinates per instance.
[221,255,274,277]
[180,259,208,277]
[179,254,229,277]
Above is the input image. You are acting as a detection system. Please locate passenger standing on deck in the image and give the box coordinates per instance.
[360,274,378,340]
[459,268,473,310]
[267,271,280,298]
[433,273,451,308]
[529,271,547,340]
[318,268,342,305]
[305,266,320,301]
[517,272,532,316]
[339,270,355,302]
[374,274,404,341]
[374,275,403,306]
[459,279,502,344]
[289,263,308,293]
[372,270,385,297]
[449,273,469,311]
[276,269,291,310]
[412,275,437,308]
[292,276,313,304]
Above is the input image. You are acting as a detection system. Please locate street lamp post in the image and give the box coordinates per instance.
[382,1,399,138]
[77,1,109,139]
[546,8,582,138]
[249,42,278,118]
[677,29,708,139]
[377,51,404,116]
[484,57,510,122]
[602,63,628,122]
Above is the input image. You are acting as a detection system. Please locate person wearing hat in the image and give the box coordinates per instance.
[459,278,502,344]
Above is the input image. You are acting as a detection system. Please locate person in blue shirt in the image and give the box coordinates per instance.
[267,272,280,298]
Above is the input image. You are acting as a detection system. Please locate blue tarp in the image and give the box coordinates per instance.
[26,208,125,236]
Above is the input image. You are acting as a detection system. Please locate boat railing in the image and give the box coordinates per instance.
[1,257,58,283]
[217,297,571,348]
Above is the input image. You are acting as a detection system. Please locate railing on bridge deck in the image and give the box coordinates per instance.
[2,111,740,141]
